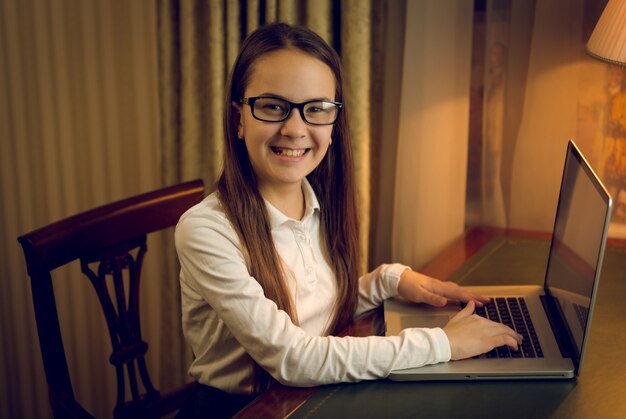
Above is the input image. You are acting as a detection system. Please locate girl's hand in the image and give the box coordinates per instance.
[443,301,523,360]
[398,269,491,307]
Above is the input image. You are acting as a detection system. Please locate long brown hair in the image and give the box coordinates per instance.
[217,23,360,390]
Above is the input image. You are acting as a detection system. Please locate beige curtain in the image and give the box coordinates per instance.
[0,1,164,417]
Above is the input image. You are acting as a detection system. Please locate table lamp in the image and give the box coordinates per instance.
[586,0,626,66]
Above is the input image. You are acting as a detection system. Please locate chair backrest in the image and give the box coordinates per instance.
[18,179,205,418]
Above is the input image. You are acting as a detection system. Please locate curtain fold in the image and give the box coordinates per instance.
[474,0,537,228]
[391,0,474,269]
[341,0,373,274]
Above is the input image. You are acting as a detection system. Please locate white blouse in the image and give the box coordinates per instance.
[175,179,451,394]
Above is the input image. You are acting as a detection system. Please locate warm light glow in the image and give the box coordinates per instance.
[586,0,626,66]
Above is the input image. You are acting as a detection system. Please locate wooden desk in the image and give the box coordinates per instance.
[235,227,626,419]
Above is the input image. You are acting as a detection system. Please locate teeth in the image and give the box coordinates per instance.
[273,147,306,157]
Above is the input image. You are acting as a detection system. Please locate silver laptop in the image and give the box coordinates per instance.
[385,140,612,380]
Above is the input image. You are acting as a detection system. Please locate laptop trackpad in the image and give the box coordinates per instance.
[401,314,451,329]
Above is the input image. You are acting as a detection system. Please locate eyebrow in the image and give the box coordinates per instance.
[252,93,335,102]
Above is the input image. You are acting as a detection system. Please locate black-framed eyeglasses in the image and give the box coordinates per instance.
[240,96,343,125]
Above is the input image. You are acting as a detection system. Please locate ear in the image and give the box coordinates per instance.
[232,101,244,139]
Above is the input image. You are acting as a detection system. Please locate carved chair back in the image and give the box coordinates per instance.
[18,180,204,418]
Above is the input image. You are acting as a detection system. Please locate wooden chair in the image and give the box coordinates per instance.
[17,180,205,418]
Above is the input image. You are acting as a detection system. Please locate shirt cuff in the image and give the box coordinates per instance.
[399,326,452,366]
[430,327,452,362]
[380,263,411,297]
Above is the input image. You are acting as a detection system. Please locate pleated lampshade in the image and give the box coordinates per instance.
[586,0,626,65]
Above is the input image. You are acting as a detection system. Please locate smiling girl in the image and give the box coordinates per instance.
[174,22,521,418]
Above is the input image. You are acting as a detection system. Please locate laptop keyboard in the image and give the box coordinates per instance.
[472,297,544,359]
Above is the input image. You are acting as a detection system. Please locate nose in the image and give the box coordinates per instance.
[279,107,308,138]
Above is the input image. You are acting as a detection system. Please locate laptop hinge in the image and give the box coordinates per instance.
[540,295,579,369]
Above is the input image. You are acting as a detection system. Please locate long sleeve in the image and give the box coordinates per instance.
[356,263,408,316]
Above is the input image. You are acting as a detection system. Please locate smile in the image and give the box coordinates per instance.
[271,147,309,157]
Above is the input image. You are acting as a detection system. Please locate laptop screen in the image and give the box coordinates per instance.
[545,141,612,359]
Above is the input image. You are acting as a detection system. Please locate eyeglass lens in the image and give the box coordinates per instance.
[251,97,339,125]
